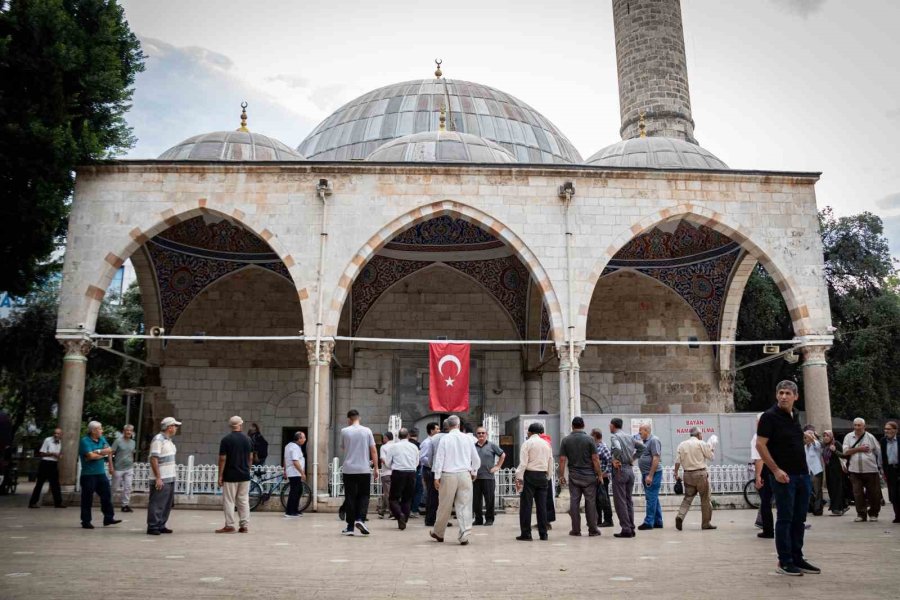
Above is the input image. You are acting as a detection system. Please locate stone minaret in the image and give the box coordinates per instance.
[613,0,696,143]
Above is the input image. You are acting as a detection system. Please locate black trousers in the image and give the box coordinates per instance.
[286,476,304,515]
[389,470,416,521]
[594,477,613,524]
[424,467,439,526]
[519,471,549,537]
[886,464,899,520]
[80,473,115,526]
[342,473,371,528]
[29,460,62,507]
[473,478,496,523]
[824,463,845,513]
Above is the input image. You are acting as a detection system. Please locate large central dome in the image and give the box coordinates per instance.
[298,78,582,164]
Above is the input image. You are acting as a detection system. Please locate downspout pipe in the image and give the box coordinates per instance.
[312,178,332,511]
[558,182,577,433]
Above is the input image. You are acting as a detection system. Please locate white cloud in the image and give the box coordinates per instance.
[768,0,828,18]
[876,192,900,211]
[267,74,310,89]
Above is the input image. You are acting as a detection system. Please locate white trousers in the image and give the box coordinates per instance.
[112,469,134,506]
[222,481,250,528]
[433,471,474,543]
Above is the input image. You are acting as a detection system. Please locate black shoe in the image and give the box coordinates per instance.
[54,504,66,508]
[339,508,346,521]
[82,523,94,529]
[637,523,653,530]
[398,519,406,531]
[516,534,533,541]
[776,563,803,576]
[893,518,900,523]
[122,506,133,513]
[539,534,548,541]
[613,531,634,538]
[598,522,613,528]
[28,504,39,509]
[485,520,494,526]
[796,559,820,574]
[474,520,484,526]
[757,532,775,539]
[588,530,601,537]
[675,516,683,531]
[159,527,173,534]
[146,529,160,535]
[103,519,122,526]
[653,524,664,529]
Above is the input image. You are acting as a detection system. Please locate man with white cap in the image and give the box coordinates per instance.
[216,416,253,533]
[147,417,180,535]
[673,425,716,531]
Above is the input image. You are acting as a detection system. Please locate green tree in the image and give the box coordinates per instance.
[0,0,144,295]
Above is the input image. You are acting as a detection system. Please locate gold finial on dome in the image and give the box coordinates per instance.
[237,101,249,132]
[638,111,646,138]
[439,104,446,131]
[434,58,443,79]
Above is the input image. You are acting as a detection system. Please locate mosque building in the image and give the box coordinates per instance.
[53,0,833,489]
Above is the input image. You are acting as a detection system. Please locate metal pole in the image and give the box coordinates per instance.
[562,184,578,429]
[312,179,332,512]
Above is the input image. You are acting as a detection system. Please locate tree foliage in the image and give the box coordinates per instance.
[0,0,144,295]
[736,208,900,420]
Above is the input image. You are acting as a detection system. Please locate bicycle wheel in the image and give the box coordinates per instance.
[299,482,313,513]
[248,480,263,511]
[280,481,289,510]
[743,479,760,509]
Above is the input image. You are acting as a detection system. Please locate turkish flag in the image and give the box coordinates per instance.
[429,343,470,413]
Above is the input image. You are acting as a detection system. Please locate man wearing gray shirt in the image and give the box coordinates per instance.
[637,424,663,530]
[608,418,644,538]
[111,425,136,513]
[340,409,379,536]
[558,417,603,537]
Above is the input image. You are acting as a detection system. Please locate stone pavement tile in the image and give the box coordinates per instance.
[0,499,897,599]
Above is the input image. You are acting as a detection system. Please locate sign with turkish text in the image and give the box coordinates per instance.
[674,417,717,437]
[429,343,470,412]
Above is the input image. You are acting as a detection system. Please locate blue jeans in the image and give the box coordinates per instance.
[412,466,424,514]
[643,470,663,526]
[80,473,115,526]
[768,473,810,567]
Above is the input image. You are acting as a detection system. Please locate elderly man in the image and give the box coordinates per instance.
[385,428,420,529]
[637,423,664,530]
[283,431,306,519]
[843,417,883,523]
[881,421,900,523]
[558,416,603,537]
[673,426,715,531]
[29,427,64,508]
[430,415,480,545]
[590,429,614,528]
[473,425,505,526]
[609,417,643,539]
[111,424,136,512]
[78,421,120,529]
[516,421,554,541]
[147,417,180,535]
[216,416,253,534]
[756,381,819,576]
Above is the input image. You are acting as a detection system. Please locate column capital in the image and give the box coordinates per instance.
[305,339,335,366]
[718,370,735,394]
[556,342,585,367]
[800,344,829,367]
[59,338,92,361]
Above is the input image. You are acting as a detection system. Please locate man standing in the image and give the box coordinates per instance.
[636,423,663,530]
[423,422,446,527]
[385,428,419,529]
[78,421,120,529]
[147,417,179,535]
[673,426,715,531]
[843,417,883,522]
[248,423,268,467]
[418,422,438,520]
[341,409,378,536]
[378,431,394,518]
[473,426,505,526]
[111,425,136,513]
[590,429,614,528]
[881,421,899,523]
[216,416,253,534]
[430,415,480,545]
[515,422,554,541]
[751,414,774,537]
[608,418,642,539]
[558,417,602,537]
[756,380,820,576]
[29,427,64,508]
[283,431,306,519]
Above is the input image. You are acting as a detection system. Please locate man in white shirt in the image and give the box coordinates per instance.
[673,426,716,531]
[430,415,480,545]
[384,428,419,529]
[378,431,394,518]
[29,427,64,508]
[283,431,306,518]
[515,422,554,541]
[804,428,824,516]
[843,418,883,522]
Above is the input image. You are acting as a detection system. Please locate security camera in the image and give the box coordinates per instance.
[149,326,165,337]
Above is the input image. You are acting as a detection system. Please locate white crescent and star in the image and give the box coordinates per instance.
[437,354,462,387]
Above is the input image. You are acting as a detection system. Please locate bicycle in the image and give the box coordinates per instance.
[248,470,312,513]
[743,478,760,509]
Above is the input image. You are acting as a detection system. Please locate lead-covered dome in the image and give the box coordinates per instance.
[366,131,517,163]
[158,131,306,161]
[585,137,727,169]
[299,78,582,164]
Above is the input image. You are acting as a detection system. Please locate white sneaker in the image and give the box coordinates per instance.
[869,516,878,522]
[283,514,300,519]
[853,516,867,522]
[355,520,370,535]
[341,528,355,536]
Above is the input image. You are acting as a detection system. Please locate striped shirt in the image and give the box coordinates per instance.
[150,432,177,483]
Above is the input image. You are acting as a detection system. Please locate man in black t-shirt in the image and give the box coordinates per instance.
[756,381,820,577]
[216,416,253,534]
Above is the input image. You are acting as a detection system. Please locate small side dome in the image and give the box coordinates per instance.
[585,137,727,170]
[366,131,517,163]
[158,131,306,161]
[158,102,306,161]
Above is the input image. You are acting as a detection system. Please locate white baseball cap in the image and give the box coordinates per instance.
[161,417,182,428]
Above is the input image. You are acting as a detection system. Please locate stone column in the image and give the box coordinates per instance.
[524,371,542,414]
[306,340,334,495]
[57,338,92,488]
[557,344,584,434]
[801,345,832,432]
[333,367,352,457]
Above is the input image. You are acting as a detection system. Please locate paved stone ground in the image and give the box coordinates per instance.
[1,490,897,599]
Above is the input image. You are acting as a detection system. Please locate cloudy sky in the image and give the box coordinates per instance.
[120,0,900,251]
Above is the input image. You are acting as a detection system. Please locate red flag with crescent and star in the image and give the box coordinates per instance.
[429,343,470,412]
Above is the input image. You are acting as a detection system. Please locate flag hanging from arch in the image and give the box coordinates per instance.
[429,343,470,412]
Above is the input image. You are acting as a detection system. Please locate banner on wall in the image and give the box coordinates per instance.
[429,343,470,412]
